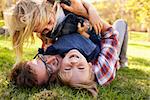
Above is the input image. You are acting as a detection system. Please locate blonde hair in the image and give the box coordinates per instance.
[58,66,98,97]
[4,0,53,62]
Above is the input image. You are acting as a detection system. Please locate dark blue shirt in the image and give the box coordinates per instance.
[46,13,101,46]
[44,33,100,62]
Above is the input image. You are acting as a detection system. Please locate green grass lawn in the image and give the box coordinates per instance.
[0,20,4,27]
[0,31,149,100]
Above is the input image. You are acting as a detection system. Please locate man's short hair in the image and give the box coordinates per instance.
[10,61,38,87]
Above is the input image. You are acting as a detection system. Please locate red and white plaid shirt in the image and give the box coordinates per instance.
[93,27,119,85]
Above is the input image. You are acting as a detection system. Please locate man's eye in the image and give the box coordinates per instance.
[52,61,56,66]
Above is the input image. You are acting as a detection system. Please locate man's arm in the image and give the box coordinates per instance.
[93,27,119,85]
[77,18,119,85]
[61,0,104,34]
[60,0,89,18]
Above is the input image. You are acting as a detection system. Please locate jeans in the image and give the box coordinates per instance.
[113,19,128,67]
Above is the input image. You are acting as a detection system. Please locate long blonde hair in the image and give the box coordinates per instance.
[4,0,53,62]
[58,66,98,97]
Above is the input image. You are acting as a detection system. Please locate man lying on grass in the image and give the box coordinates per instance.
[8,0,102,96]
[7,0,128,97]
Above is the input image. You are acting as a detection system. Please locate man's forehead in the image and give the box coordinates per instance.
[32,59,38,64]
[27,59,38,66]
[46,55,59,58]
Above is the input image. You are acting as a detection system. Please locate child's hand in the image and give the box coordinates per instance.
[36,33,53,51]
[77,21,90,38]
[43,39,53,51]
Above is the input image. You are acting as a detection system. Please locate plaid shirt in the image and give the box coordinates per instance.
[93,27,119,85]
[41,3,118,85]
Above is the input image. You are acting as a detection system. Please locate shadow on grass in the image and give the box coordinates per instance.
[129,43,150,49]
[97,56,150,99]
[101,67,150,100]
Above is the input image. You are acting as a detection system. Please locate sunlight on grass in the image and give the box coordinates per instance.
[128,41,150,59]
[0,31,150,99]
[0,20,4,27]
[129,31,149,42]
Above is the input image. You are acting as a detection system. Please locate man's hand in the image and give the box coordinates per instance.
[61,0,103,34]
[60,0,88,18]
[88,8,103,34]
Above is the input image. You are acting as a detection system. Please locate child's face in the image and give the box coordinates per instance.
[34,12,55,34]
[27,55,62,85]
[34,7,55,33]
[60,49,93,84]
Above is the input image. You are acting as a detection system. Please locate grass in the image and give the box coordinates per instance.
[0,20,4,27]
[0,30,150,99]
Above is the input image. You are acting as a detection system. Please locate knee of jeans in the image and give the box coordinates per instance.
[113,19,127,27]
[113,19,127,34]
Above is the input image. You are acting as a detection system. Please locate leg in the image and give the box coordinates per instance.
[113,19,128,68]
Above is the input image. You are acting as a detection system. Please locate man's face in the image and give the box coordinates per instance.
[60,49,92,84]
[27,55,62,85]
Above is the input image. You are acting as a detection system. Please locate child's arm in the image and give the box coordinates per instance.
[60,0,88,18]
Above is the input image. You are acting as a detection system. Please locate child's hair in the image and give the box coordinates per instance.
[10,61,38,87]
[4,0,53,62]
[58,67,98,97]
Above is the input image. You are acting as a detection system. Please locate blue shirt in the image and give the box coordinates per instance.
[44,33,100,62]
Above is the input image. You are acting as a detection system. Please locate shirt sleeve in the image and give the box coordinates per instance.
[93,27,119,85]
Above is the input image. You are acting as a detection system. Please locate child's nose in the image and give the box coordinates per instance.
[46,24,53,31]
[70,58,79,65]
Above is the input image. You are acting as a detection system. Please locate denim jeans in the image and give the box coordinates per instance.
[113,19,128,67]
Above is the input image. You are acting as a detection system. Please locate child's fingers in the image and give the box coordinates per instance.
[78,23,85,32]
[83,22,89,30]
[78,22,81,29]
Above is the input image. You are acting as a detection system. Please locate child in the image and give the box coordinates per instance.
[5,0,102,63]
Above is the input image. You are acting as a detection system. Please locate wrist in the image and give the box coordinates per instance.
[82,0,94,20]
[81,32,90,38]
[88,7,97,20]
